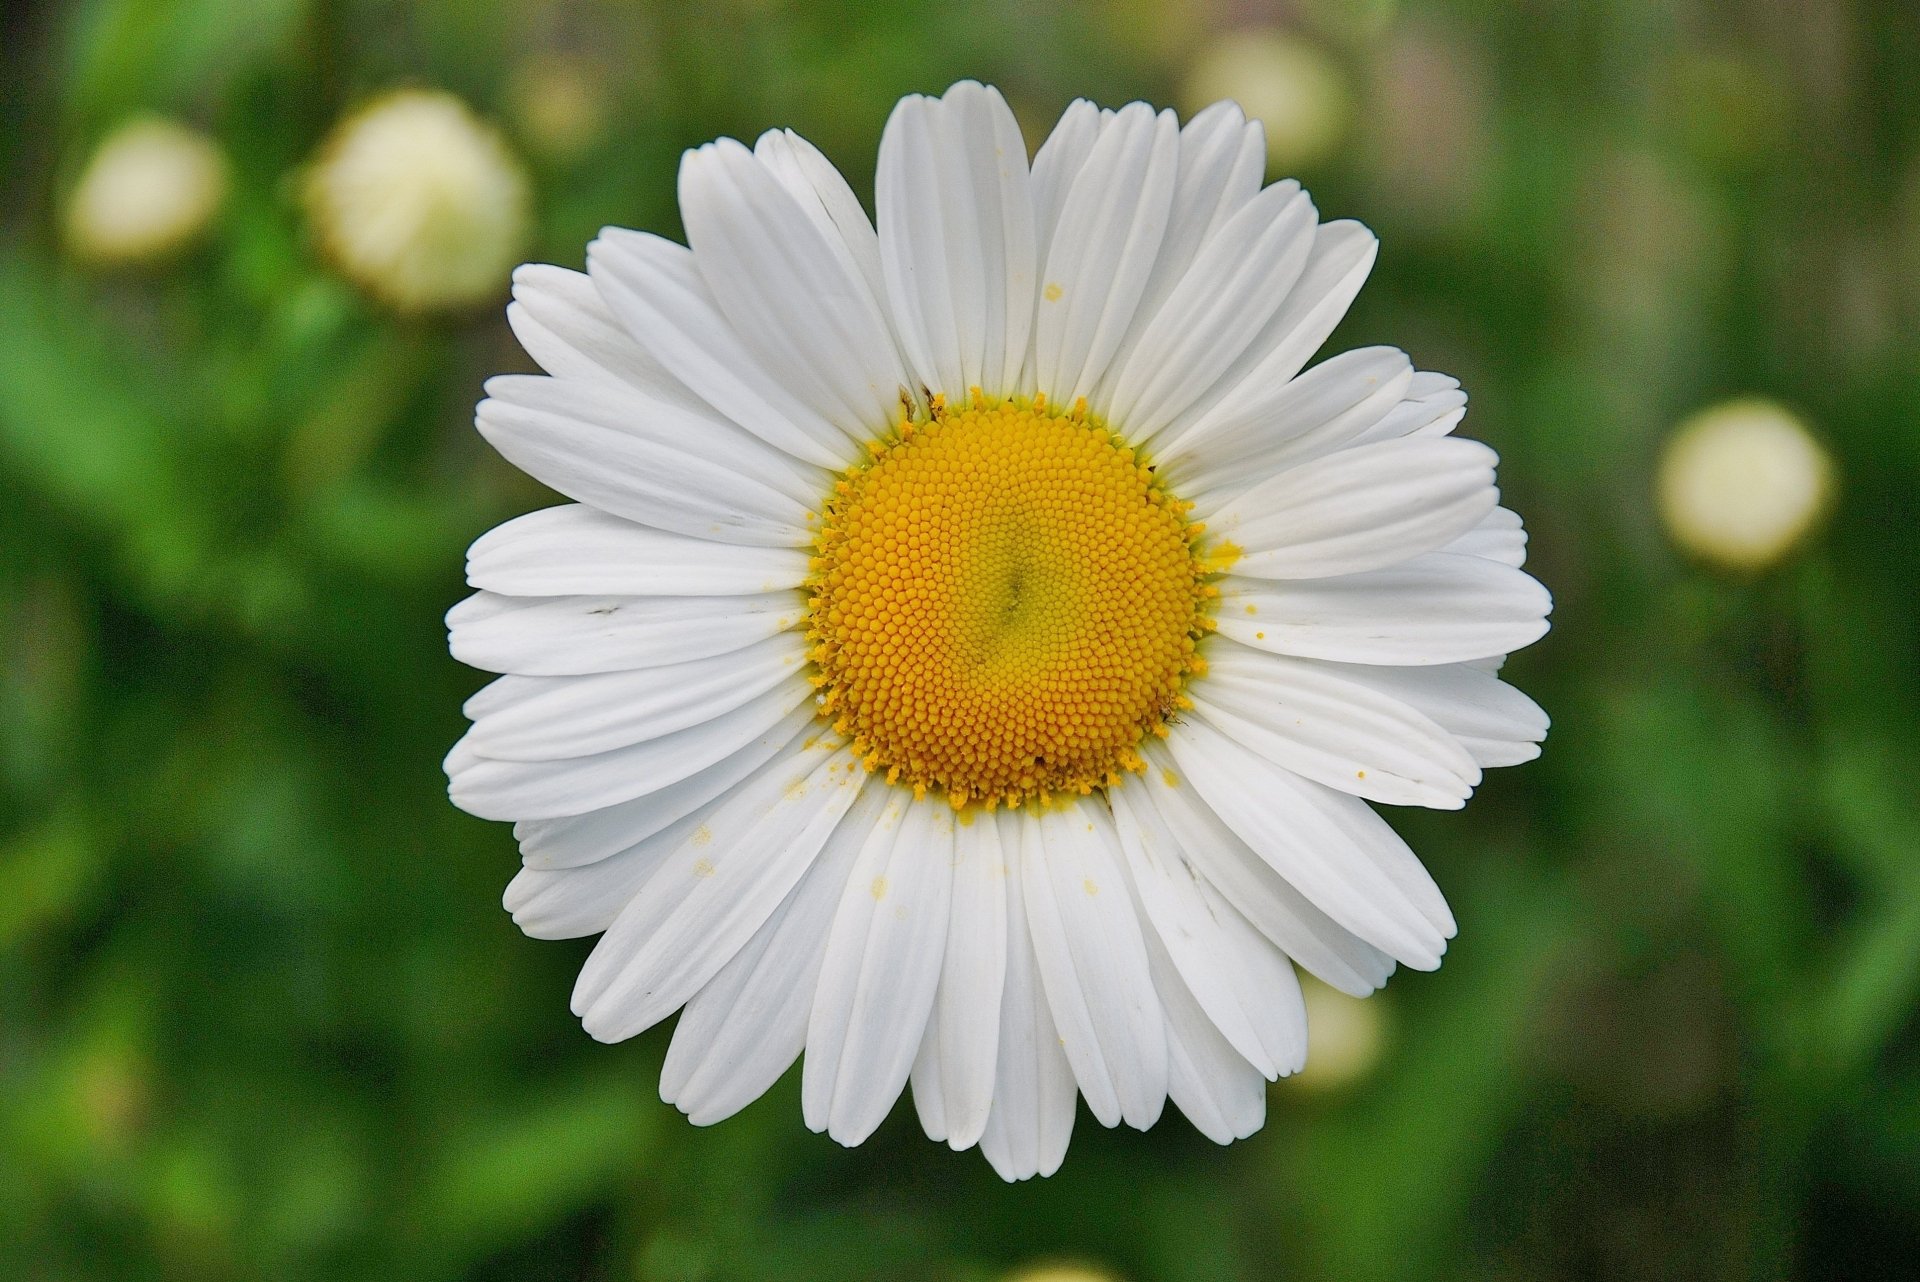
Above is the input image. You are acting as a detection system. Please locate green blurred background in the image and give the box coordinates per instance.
[4,0,1918,1278]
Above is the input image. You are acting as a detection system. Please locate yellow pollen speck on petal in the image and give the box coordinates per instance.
[1044,282,1063,302]
[1198,541,1242,575]
[806,395,1217,809]
[1083,878,1099,897]
[692,858,716,879]
[1160,768,1179,788]
[691,825,713,847]
[870,876,889,901]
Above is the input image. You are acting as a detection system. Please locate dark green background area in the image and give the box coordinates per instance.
[3,1,1918,1278]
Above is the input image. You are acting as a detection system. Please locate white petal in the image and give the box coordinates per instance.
[1030,103,1179,405]
[878,82,1037,401]
[751,129,892,332]
[1159,347,1415,505]
[1214,553,1551,667]
[462,632,808,762]
[502,719,822,937]
[1446,505,1529,568]
[480,374,826,510]
[510,701,816,869]
[1164,717,1450,970]
[465,504,810,597]
[1407,370,1462,397]
[1157,220,1378,442]
[504,797,712,940]
[1098,101,1268,404]
[1028,99,1102,270]
[570,740,867,1041]
[1102,178,1316,436]
[1109,785,1307,1078]
[1343,373,1468,449]
[1308,659,1551,768]
[448,590,802,677]
[661,780,889,1125]
[1130,744,1396,996]
[679,139,908,436]
[507,264,705,410]
[1021,799,1167,1130]
[1193,641,1481,807]
[910,1010,950,1143]
[475,376,820,546]
[977,810,1078,1181]
[1286,773,1458,940]
[803,797,955,1145]
[1148,917,1270,1144]
[446,679,812,821]
[908,809,1009,1149]
[588,228,861,469]
[1210,437,1499,581]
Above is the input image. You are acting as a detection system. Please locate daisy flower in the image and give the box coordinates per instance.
[446,82,1550,1180]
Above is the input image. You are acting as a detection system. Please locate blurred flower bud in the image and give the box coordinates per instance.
[1292,976,1386,1091]
[1003,1265,1125,1282]
[303,89,531,313]
[1657,399,1834,571]
[506,55,612,162]
[1181,29,1350,175]
[73,1045,152,1152]
[65,117,228,266]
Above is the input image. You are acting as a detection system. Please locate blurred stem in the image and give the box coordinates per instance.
[1282,855,1576,1280]
[1786,557,1920,1094]
[1799,743,1920,1088]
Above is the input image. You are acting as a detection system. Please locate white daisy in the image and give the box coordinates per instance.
[446,81,1551,1181]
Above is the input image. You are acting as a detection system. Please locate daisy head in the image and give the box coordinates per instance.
[447,81,1551,1180]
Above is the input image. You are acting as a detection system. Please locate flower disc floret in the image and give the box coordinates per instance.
[807,394,1214,808]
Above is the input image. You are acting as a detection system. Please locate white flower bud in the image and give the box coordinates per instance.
[1003,1267,1124,1282]
[304,90,530,313]
[1657,399,1834,571]
[65,117,228,265]
[1293,976,1387,1091]
[1181,30,1350,174]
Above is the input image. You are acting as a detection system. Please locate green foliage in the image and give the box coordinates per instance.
[3,0,1918,1278]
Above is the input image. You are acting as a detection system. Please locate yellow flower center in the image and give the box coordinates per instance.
[807,394,1218,809]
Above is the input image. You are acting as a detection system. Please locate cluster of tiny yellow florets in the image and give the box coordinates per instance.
[806,390,1225,810]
